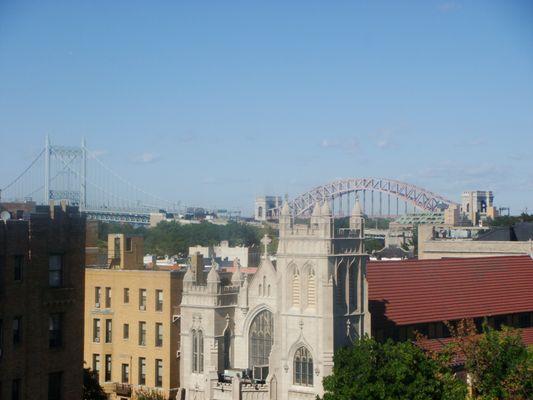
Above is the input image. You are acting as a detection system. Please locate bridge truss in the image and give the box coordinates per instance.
[269,178,458,218]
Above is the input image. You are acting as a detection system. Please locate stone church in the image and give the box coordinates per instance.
[179,199,370,399]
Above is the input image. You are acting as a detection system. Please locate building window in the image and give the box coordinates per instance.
[49,313,62,348]
[138,357,146,385]
[292,271,300,306]
[139,322,146,346]
[105,319,112,343]
[49,255,63,287]
[125,237,132,252]
[92,354,100,380]
[223,328,231,370]
[93,319,101,343]
[123,288,129,304]
[105,287,112,308]
[294,347,313,386]
[139,289,147,310]
[104,355,112,382]
[13,316,22,345]
[155,359,163,387]
[48,372,62,400]
[155,290,163,312]
[249,310,273,381]
[191,330,204,373]
[12,378,21,400]
[155,323,163,347]
[121,364,129,384]
[13,255,23,282]
[95,287,101,308]
[307,269,316,307]
[123,323,129,340]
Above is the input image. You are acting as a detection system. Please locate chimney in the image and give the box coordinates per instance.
[191,252,205,285]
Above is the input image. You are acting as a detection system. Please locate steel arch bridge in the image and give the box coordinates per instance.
[269,178,458,218]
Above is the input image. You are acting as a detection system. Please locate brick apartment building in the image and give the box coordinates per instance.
[0,201,86,399]
[84,230,184,399]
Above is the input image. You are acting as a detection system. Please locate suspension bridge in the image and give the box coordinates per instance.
[0,137,180,224]
[2,138,459,225]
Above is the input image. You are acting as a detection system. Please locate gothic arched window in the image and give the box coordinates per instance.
[294,346,313,386]
[192,330,204,373]
[249,310,274,381]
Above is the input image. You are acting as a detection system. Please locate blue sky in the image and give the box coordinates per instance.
[1,1,532,215]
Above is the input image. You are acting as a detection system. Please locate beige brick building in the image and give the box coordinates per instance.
[0,201,86,400]
[84,232,184,399]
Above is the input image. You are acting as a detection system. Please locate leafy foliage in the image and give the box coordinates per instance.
[491,213,533,227]
[446,320,533,400]
[322,337,467,400]
[82,368,107,400]
[133,388,166,400]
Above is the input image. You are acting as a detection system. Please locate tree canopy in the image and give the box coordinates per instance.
[322,337,467,400]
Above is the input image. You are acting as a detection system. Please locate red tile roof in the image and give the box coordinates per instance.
[368,255,533,326]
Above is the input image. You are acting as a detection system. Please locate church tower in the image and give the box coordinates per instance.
[272,198,370,399]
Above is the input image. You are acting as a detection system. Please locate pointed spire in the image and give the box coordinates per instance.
[231,258,243,284]
[183,264,195,282]
[312,201,321,217]
[351,197,363,217]
[207,265,221,283]
[321,200,331,216]
[281,202,290,216]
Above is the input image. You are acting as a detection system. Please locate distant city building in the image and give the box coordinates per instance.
[461,190,497,225]
[179,200,370,399]
[188,240,260,268]
[0,201,86,400]
[254,196,282,221]
[84,231,184,399]
[418,224,533,259]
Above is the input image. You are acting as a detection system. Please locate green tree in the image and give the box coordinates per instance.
[447,320,533,400]
[322,337,466,400]
[133,388,166,400]
[82,368,107,400]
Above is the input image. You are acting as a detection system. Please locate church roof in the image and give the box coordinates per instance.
[368,255,533,326]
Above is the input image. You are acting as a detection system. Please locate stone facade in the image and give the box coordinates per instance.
[0,202,86,400]
[189,241,261,268]
[180,200,370,399]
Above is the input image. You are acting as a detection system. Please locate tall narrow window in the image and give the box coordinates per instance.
[92,354,100,380]
[293,347,313,386]
[307,269,316,307]
[49,255,63,287]
[105,287,112,308]
[139,322,146,346]
[123,323,129,340]
[155,359,163,387]
[13,316,22,345]
[0,319,3,360]
[155,323,163,347]
[94,287,101,308]
[13,255,23,282]
[139,289,147,310]
[49,313,62,348]
[349,263,357,308]
[223,329,231,370]
[105,319,112,343]
[292,272,300,306]
[93,319,101,343]
[138,357,146,385]
[12,378,21,400]
[105,355,112,382]
[155,290,163,311]
[336,265,346,305]
[191,330,204,373]
[123,288,130,304]
[121,364,129,384]
[48,372,62,400]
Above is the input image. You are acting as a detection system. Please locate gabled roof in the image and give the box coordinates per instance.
[368,255,533,326]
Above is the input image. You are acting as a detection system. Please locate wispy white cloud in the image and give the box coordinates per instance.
[88,149,108,159]
[133,152,161,164]
[320,137,360,154]
[438,1,461,13]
